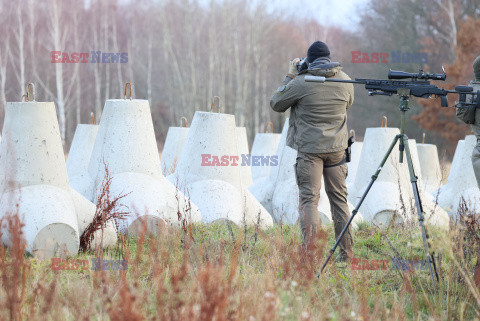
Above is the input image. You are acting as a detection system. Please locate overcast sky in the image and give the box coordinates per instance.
[115,0,371,29]
[252,0,371,29]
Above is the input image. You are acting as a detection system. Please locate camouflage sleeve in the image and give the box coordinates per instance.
[269,76,300,113]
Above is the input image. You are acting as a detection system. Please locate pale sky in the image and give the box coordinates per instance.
[115,0,371,29]
[249,0,371,29]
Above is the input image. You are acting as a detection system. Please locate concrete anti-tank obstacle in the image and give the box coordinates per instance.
[65,114,118,247]
[172,102,273,228]
[0,102,70,190]
[351,127,413,226]
[87,83,201,234]
[435,140,464,209]
[417,133,443,194]
[249,118,289,214]
[189,179,243,225]
[437,135,480,218]
[0,185,79,259]
[67,118,99,199]
[69,188,117,248]
[346,130,363,195]
[418,144,443,194]
[174,111,243,189]
[160,117,189,176]
[271,143,298,224]
[236,127,253,187]
[408,139,449,227]
[408,139,423,182]
[0,89,88,258]
[250,122,281,183]
[351,127,448,227]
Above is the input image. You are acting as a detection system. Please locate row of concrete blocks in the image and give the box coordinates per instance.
[163,118,478,229]
[1,97,475,259]
[0,99,276,259]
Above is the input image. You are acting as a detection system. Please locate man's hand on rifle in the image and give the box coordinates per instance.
[287,58,301,79]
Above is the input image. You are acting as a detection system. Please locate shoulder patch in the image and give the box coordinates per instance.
[277,85,287,93]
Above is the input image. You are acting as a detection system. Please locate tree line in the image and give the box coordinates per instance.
[0,0,478,155]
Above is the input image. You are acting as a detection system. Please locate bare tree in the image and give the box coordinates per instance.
[9,1,26,98]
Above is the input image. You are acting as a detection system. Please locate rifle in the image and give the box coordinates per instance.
[305,68,480,109]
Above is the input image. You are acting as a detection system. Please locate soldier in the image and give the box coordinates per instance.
[270,41,354,263]
[457,55,480,187]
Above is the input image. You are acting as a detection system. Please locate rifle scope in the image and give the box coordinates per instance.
[388,69,446,81]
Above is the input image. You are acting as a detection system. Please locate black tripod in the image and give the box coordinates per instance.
[318,89,438,289]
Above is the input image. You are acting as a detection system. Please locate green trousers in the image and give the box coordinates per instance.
[295,150,353,258]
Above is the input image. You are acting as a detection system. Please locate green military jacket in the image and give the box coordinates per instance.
[469,81,480,137]
[270,64,354,154]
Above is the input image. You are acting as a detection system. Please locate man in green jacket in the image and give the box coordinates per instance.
[457,55,480,187]
[270,41,354,262]
[471,56,480,187]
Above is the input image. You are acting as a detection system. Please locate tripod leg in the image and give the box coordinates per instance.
[318,135,401,276]
[402,135,438,290]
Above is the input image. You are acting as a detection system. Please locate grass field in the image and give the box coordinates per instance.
[1,215,480,321]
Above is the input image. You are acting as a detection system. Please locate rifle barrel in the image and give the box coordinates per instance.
[304,75,365,84]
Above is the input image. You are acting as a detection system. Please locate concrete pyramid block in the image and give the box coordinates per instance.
[65,123,117,246]
[88,99,164,184]
[435,140,464,209]
[346,141,363,195]
[351,128,448,228]
[87,99,201,233]
[161,126,189,176]
[175,112,242,188]
[351,128,414,226]
[271,143,297,223]
[236,127,253,187]
[408,139,422,182]
[408,139,449,228]
[67,124,99,200]
[417,143,442,194]
[0,101,86,258]
[436,135,480,219]
[249,118,289,213]
[250,132,281,182]
[0,185,79,259]
[269,118,289,183]
[188,179,244,225]
[68,124,99,178]
[242,187,274,228]
[173,111,272,228]
[69,188,117,248]
[271,178,298,224]
[0,102,70,190]
[105,172,200,233]
[248,176,275,214]
[451,187,480,218]
[0,101,118,255]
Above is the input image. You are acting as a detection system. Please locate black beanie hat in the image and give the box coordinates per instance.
[307,41,330,62]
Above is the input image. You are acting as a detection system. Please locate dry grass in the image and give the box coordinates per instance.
[0,213,480,320]
[80,163,130,252]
